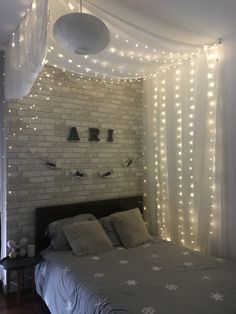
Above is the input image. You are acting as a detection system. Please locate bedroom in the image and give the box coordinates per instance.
[0,0,236,313]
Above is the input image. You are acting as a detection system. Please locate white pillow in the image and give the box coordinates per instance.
[111,208,152,248]
[63,220,113,256]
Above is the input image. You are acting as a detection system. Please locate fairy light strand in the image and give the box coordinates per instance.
[153,82,160,234]
[159,78,170,240]
[175,68,185,245]
[143,90,148,220]
[207,46,218,237]
[187,60,197,248]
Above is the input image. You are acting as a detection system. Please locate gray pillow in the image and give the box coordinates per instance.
[100,216,122,247]
[46,213,97,250]
[111,208,152,248]
[63,220,113,256]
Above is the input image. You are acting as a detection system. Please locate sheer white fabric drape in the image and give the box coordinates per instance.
[143,47,226,257]
[0,51,6,278]
[4,0,49,101]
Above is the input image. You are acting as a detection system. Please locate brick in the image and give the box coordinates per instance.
[6,65,144,242]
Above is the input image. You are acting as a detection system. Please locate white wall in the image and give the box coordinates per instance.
[222,39,236,260]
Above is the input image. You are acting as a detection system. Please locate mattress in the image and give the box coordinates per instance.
[35,238,236,314]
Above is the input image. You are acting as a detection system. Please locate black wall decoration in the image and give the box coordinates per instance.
[67,127,114,142]
[67,127,80,141]
[73,170,85,178]
[124,158,133,167]
[89,128,100,141]
[45,161,57,169]
[107,129,114,142]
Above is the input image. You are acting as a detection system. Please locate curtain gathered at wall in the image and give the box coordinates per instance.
[4,0,48,101]
[143,45,228,258]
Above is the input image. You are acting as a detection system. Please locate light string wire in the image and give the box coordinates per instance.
[186,59,197,248]
[174,68,185,245]
[142,81,148,220]
[153,82,161,237]
[0,52,8,258]
[158,78,170,240]
[207,45,219,239]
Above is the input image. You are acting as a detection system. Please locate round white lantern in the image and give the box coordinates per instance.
[53,13,110,55]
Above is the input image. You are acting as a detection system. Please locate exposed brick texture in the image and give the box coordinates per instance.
[6,65,144,243]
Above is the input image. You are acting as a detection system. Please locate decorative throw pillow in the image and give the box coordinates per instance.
[100,216,122,247]
[63,220,113,256]
[111,208,152,248]
[46,213,97,250]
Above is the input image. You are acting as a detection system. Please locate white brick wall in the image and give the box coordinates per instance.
[6,66,144,243]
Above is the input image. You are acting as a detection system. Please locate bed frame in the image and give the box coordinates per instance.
[35,195,143,252]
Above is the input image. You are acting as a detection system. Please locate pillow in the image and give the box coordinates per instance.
[111,208,152,248]
[100,216,122,247]
[46,213,96,250]
[63,220,113,256]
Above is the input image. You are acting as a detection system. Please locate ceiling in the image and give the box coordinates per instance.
[1,0,236,78]
[114,0,236,42]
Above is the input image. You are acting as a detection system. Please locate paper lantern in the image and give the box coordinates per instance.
[53,12,110,55]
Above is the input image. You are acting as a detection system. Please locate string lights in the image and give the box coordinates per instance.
[0,52,7,258]
[5,0,221,251]
[8,0,206,85]
[175,68,185,245]
[45,0,204,80]
[6,65,144,192]
[152,82,161,236]
[158,79,170,240]
[187,60,197,247]
[143,130,148,220]
[46,39,203,81]
[207,46,218,237]
[149,44,219,249]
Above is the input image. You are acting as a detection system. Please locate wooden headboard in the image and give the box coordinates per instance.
[35,195,143,252]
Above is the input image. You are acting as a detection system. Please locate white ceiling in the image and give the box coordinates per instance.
[114,0,236,43]
[0,0,33,44]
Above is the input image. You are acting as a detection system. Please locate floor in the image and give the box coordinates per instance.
[0,289,50,314]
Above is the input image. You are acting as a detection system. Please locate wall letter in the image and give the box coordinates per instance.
[67,127,80,141]
[89,128,100,141]
[107,129,114,142]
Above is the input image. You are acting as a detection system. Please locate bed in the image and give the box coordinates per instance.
[35,196,236,314]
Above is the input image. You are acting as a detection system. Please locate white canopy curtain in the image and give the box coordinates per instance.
[143,45,227,257]
[3,0,204,100]
[4,0,48,101]
[47,0,203,79]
